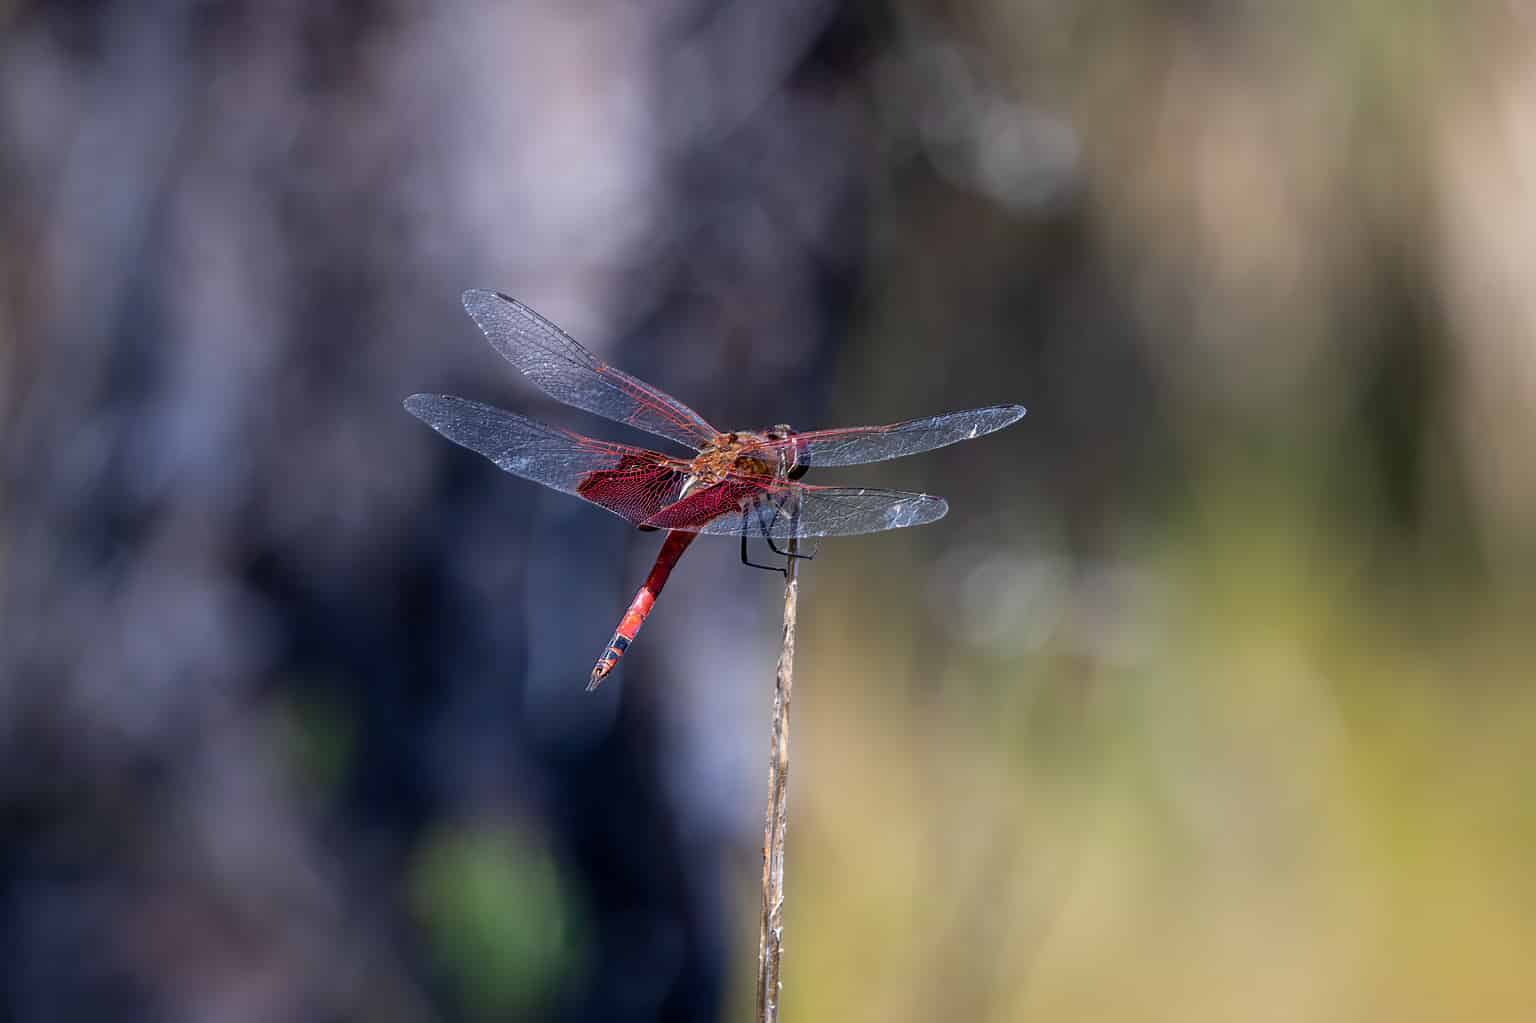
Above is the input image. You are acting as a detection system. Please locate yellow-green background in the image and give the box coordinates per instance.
[4,2,1534,1021]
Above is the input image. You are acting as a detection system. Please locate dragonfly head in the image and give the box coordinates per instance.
[764,424,808,480]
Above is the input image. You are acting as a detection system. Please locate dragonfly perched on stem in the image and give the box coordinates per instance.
[406,291,1025,689]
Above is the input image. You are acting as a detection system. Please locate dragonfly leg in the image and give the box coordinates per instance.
[754,499,817,572]
[765,534,819,561]
[761,498,819,561]
[740,515,788,575]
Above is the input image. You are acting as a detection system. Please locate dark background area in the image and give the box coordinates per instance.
[3,2,1534,1021]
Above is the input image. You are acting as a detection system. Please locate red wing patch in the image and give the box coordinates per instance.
[638,478,768,532]
[576,455,689,526]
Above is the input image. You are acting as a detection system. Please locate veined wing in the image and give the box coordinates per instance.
[741,403,1026,468]
[461,290,720,450]
[405,394,688,525]
[638,475,948,539]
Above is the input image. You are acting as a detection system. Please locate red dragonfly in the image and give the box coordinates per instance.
[406,290,1025,690]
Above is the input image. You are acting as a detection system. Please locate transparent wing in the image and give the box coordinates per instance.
[461,290,720,450]
[638,476,949,538]
[741,403,1026,468]
[405,394,688,525]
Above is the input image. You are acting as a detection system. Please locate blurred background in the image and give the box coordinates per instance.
[3,2,1535,1020]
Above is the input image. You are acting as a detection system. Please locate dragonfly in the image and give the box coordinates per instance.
[406,290,1025,690]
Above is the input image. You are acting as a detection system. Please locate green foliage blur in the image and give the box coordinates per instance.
[413,827,581,1020]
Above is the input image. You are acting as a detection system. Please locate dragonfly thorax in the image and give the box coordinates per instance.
[682,425,806,498]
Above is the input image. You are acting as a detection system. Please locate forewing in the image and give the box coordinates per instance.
[405,394,686,525]
[461,290,719,450]
[743,403,1026,468]
[639,477,948,538]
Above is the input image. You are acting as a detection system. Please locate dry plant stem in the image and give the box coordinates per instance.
[756,538,799,1023]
